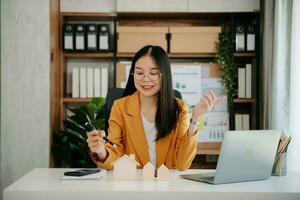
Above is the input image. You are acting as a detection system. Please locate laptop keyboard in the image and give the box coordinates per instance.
[198,176,215,182]
[181,173,216,183]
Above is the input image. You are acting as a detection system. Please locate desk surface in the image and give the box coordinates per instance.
[3,168,300,200]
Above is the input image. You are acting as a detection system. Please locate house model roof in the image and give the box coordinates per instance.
[113,154,140,166]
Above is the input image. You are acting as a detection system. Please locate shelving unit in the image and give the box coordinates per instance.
[52,10,260,156]
[58,12,117,128]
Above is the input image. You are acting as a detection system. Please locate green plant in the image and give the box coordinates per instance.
[52,97,106,168]
[216,31,237,111]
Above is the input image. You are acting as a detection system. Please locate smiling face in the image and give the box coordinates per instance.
[133,55,162,97]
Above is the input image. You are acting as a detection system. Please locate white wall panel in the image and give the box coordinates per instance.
[61,0,116,13]
[1,0,50,196]
[116,0,188,12]
[189,0,260,13]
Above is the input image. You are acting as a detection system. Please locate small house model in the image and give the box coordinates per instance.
[142,162,155,180]
[157,164,169,181]
[113,154,140,180]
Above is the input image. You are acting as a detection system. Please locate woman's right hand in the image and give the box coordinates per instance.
[86,130,106,154]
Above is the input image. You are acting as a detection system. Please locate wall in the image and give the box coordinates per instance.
[60,0,115,12]
[188,0,259,12]
[60,0,259,13]
[288,0,300,172]
[0,0,50,197]
[116,0,259,12]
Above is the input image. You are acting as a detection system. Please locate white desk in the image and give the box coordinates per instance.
[3,168,300,200]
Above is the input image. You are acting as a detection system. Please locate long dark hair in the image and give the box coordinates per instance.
[123,45,180,140]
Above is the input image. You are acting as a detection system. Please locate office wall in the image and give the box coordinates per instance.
[60,0,115,12]
[288,0,300,172]
[188,0,259,12]
[0,0,50,196]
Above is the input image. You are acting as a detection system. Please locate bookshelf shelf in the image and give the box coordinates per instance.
[234,52,256,57]
[117,52,256,59]
[116,53,134,58]
[117,53,217,59]
[63,52,114,58]
[233,98,256,103]
[168,53,216,58]
[61,12,116,17]
[61,98,92,103]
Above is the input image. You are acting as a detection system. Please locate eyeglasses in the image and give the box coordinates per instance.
[132,71,162,81]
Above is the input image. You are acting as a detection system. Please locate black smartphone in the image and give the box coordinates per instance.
[64,168,101,177]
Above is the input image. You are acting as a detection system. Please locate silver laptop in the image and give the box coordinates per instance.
[181,130,281,184]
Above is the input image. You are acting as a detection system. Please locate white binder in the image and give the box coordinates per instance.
[72,68,79,98]
[238,68,246,98]
[101,67,108,98]
[246,64,252,98]
[87,68,94,98]
[79,67,87,98]
[94,68,101,97]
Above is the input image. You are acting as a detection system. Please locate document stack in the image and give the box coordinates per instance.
[72,66,109,98]
[238,64,252,98]
[234,114,250,130]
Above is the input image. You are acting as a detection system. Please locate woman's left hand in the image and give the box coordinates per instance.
[192,90,225,120]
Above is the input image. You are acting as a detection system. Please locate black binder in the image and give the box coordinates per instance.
[246,22,256,51]
[86,24,98,51]
[75,24,86,51]
[97,24,110,51]
[235,24,245,52]
[63,24,74,51]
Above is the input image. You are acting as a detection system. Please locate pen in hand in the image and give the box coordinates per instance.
[84,122,117,148]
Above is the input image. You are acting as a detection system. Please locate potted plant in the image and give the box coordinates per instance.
[52,97,106,168]
[216,30,237,111]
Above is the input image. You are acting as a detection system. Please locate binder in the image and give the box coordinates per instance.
[87,68,94,98]
[86,24,97,51]
[238,68,246,98]
[242,114,250,130]
[98,24,110,51]
[72,68,79,98]
[246,22,256,51]
[75,24,86,51]
[235,114,243,130]
[101,67,108,98]
[94,68,101,97]
[235,24,245,52]
[246,64,252,98]
[63,24,74,51]
[79,67,87,98]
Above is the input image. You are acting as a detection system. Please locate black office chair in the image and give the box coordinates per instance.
[104,88,182,132]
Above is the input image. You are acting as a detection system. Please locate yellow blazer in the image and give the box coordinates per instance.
[91,91,197,170]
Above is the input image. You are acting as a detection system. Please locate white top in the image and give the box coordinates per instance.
[3,168,300,200]
[141,112,157,167]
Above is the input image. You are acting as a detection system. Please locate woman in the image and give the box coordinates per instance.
[87,45,223,170]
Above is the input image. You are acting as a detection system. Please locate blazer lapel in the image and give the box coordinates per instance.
[124,91,150,166]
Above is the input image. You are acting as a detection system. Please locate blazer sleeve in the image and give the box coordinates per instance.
[173,100,198,170]
[91,100,124,170]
